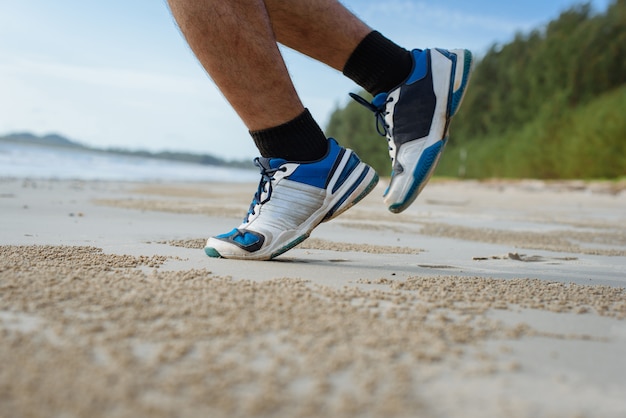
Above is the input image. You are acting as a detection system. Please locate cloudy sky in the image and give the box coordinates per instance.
[0,0,612,160]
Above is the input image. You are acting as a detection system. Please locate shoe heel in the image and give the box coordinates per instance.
[387,139,446,214]
[449,49,473,117]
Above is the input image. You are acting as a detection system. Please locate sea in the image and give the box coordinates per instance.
[0,141,258,183]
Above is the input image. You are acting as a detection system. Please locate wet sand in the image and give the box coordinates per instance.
[1,177,625,417]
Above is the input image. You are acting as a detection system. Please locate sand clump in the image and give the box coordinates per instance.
[1,244,624,417]
[299,238,422,255]
[419,222,626,256]
[156,238,207,249]
[358,276,626,319]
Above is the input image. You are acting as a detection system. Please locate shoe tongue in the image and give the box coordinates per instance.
[255,157,273,171]
[258,157,287,170]
[372,92,389,107]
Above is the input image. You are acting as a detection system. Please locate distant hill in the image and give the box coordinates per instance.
[0,132,254,169]
[0,132,84,148]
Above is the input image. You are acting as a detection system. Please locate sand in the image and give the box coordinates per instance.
[1,177,625,418]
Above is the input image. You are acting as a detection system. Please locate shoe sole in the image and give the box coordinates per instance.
[205,163,379,260]
[387,49,473,214]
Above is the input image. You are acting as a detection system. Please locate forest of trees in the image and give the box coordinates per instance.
[326,0,626,179]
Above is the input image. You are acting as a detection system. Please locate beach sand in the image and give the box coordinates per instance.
[1,177,625,417]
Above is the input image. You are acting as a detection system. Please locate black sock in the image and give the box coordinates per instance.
[343,31,414,96]
[250,109,328,161]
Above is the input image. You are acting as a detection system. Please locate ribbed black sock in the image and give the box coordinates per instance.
[250,109,328,161]
[343,31,414,96]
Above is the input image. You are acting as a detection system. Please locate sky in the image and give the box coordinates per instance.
[0,0,613,161]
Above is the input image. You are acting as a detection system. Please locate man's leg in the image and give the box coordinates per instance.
[264,0,413,95]
[167,0,302,131]
[167,0,378,260]
[264,0,474,213]
[264,0,370,72]
[166,0,471,258]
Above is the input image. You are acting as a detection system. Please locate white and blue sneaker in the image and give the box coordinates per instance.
[205,139,378,260]
[351,48,473,213]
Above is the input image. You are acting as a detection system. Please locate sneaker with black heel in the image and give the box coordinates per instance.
[351,48,473,213]
[204,138,378,260]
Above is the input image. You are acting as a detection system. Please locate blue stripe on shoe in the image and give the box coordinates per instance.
[332,152,360,194]
[324,147,345,189]
[435,47,455,60]
[449,50,473,117]
[324,166,370,221]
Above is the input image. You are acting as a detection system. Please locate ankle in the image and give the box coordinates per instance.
[250,109,328,161]
[342,31,413,96]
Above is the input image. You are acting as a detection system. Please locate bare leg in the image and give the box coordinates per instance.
[264,0,372,71]
[167,0,375,131]
[167,0,304,131]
